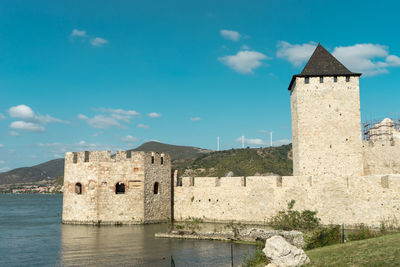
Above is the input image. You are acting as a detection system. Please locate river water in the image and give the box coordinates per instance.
[0,194,255,266]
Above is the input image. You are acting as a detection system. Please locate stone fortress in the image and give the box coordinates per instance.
[62,44,400,227]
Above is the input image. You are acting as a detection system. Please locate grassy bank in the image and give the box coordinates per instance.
[306,233,400,266]
[243,233,400,266]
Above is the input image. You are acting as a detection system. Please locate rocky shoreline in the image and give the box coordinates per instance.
[155,228,305,248]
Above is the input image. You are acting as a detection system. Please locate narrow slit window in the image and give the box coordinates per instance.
[305,77,309,84]
[116,182,125,194]
[127,151,131,158]
[84,151,89,162]
[73,153,78,164]
[161,157,164,165]
[151,156,155,164]
[346,76,350,82]
[320,76,323,83]
[153,182,159,194]
[334,76,338,82]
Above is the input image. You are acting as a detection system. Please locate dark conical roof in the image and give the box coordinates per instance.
[288,44,361,90]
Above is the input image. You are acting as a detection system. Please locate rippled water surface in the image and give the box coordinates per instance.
[0,194,255,266]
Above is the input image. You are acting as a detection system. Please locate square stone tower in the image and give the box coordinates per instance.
[289,44,363,177]
[62,150,171,225]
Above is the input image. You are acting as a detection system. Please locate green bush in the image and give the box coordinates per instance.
[242,248,268,267]
[269,200,320,231]
[305,225,341,250]
[347,224,378,241]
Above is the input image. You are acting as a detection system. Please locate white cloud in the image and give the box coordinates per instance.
[218,50,269,74]
[37,142,63,147]
[78,114,120,129]
[8,104,68,133]
[235,137,267,146]
[0,144,3,148]
[220,30,241,42]
[91,37,108,47]
[0,160,5,164]
[10,121,45,132]
[137,123,149,129]
[121,135,139,142]
[70,29,87,37]
[78,108,140,129]
[258,130,269,134]
[332,44,400,76]
[148,112,161,118]
[0,113,5,119]
[276,41,317,66]
[241,44,250,50]
[9,104,35,120]
[76,140,97,147]
[99,108,140,117]
[92,131,103,137]
[277,41,400,76]
[190,117,201,121]
[273,139,291,146]
[8,131,19,136]
[97,108,140,122]
[0,167,10,172]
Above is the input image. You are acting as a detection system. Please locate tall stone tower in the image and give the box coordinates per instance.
[289,44,363,177]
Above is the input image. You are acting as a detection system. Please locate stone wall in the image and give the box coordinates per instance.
[363,140,400,175]
[290,76,363,177]
[62,150,171,225]
[173,175,400,227]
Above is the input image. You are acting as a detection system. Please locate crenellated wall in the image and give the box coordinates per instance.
[173,175,400,227]
[62,150,171,225]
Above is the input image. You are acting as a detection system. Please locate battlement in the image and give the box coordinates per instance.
[65,150,170,164]
[176,175,400,190]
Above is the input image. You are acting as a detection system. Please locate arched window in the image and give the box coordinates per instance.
[75,183,82,194]
[116,182,125,194]
[153,182,159,194]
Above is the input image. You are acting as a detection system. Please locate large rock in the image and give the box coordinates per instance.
[263,235,310,267]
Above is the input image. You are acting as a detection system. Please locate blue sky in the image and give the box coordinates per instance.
[2,0,400,170]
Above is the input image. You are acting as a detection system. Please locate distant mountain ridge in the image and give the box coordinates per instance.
[0,142,293,185]
[0,141,211,185]
[0,159,64,185]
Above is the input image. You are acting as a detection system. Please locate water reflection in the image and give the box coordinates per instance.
[59,224,255,267]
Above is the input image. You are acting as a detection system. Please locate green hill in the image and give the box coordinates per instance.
[131,141,211,161]
[174,144,292,177]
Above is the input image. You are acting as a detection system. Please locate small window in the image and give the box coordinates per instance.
[84,151,89,162]
[116,182,125,194]
[320,77,323,83]
[73,153,78,164]
[127,151,131,158]
[305,77,309,84]
[334,76,338,82]
[346,76,350,82]
[161,157,164,165]
[153,182,159,194]
[151,156,154,164]
[75,183,82,194]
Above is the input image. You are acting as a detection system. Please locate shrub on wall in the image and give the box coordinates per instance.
[268,200,320,231]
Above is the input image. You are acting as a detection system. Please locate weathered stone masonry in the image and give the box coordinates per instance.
[62,150,171,224]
